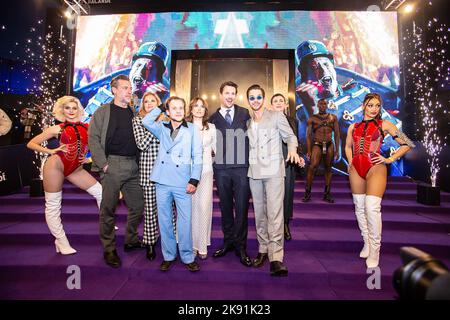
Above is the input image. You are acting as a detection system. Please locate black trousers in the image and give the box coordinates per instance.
[214,167,250,251]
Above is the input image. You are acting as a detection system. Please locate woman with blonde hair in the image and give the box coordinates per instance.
[27,96,102,255]
[132,91,163,261]
[345,93,414,268]
[186,97,216,259]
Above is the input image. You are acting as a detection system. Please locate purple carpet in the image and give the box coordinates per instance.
[1,176,449,300]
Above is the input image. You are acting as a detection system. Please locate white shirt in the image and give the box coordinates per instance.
[251,120,258,132]
[219,105,235,122]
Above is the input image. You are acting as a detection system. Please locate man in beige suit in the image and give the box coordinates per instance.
[246,84,305,276]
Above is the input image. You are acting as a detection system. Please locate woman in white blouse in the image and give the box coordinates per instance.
[186,97,216,259]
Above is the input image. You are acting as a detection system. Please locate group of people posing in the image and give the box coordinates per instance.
[27,75,415,276]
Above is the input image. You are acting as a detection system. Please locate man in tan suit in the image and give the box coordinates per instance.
[246,84,305,276]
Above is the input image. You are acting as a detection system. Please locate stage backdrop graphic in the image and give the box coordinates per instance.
[73,11,403,175]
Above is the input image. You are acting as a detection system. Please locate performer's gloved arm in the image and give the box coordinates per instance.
[383,121,415,163]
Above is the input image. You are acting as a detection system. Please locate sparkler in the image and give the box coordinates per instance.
[402,1,449,187]
[1,19,70,179]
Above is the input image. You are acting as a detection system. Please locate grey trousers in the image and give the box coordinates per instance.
[99,155,144,252]
[249,176,285,262]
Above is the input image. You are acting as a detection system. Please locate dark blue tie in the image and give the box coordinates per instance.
[225,109,232,126]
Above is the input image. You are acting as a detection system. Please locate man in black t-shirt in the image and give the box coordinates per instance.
[88,75,145,268]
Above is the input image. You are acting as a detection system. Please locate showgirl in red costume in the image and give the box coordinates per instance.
[345,93,415,268]
[27,96,102,255]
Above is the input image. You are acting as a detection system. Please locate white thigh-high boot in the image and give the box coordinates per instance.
[45,191,76,255]
[352,193,369,258]
[86,182,102,208]
[365,195,382,268]
[86,182,118,230]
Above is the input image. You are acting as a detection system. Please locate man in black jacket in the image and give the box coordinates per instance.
[209,81,252,267]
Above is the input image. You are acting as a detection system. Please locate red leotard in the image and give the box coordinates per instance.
[351,119,384,179]
[56,121,89,177]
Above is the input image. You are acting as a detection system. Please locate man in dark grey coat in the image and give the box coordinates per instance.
[88,74,144,268]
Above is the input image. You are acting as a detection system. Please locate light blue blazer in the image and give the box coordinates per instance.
[142,108,203,188]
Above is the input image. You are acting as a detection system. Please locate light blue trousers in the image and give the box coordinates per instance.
[155,183,194,264]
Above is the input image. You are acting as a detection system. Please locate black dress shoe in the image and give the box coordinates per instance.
[235,249,252,267]
[213,245,234,258]
[284,223,292,241]
[160,260,175,271]
[124,241,145,252]
[104,250,121,268]
[252,252,268,268]
[185,261,200,272]
[146,245,156,261]
[270,261,288,276]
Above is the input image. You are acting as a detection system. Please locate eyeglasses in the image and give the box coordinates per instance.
[249,96,263,102]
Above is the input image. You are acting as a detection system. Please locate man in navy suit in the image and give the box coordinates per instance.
[209,81,252,267]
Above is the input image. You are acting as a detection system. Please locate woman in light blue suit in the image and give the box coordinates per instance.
[142,96,203,272]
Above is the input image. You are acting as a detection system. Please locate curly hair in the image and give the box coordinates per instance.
[52,96,84,122]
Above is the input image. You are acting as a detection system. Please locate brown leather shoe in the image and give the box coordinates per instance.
[160,260,175,271]
[185,261,200,272]
[252,252,268,268]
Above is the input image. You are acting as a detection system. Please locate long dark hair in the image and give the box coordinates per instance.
[186,97,209,130]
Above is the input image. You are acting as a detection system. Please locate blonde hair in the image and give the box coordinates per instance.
[139,92,162,117]
[52,96,84,122]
